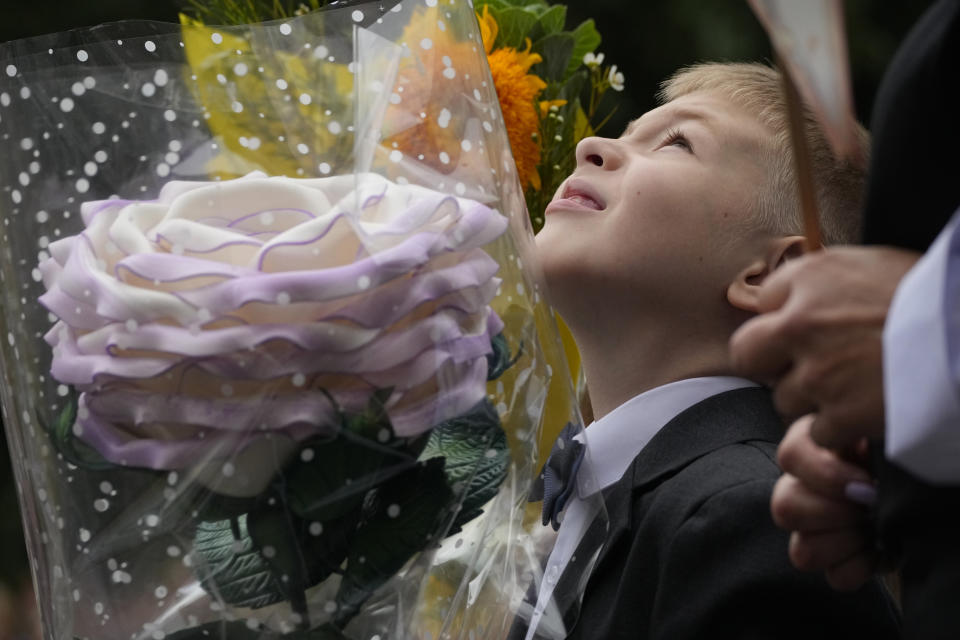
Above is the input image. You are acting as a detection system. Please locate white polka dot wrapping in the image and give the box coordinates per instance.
[0,2,578,637]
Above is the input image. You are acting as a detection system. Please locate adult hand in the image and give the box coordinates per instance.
[771,415,879,591]
[730,246,919,450]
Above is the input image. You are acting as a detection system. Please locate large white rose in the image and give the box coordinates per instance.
[39,172,507,493]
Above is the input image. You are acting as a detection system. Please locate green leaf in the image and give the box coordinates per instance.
[419,400,509,533]
[342,387,392,441]
[193,515,285,609]
[531,33,575,84]
[556,68,589,103]
[246,506,313,613]
[538,4,567,35]
[486,333,519,380]
[473,0,511,11]
[473,0,511,14]
[36,389,114,471]
[495,7,541,49]
[573,103,595,143]
[334,458,454,627]
[52,390,77,443]
[284,393,419,523]
[190,389,441,614]
[565,19,603,80]
[298,511,358,585]
[283,442,391,522]
[193,507,358,611]
[525,4,565,43]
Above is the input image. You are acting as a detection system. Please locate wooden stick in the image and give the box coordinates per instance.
[776,53,823,252]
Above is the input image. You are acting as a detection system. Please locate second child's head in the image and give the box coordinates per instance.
[537,62,868,369]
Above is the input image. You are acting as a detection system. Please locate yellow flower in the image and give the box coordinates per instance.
[179,14,355,179]
[480,7,548,191]
[478,5,499,51]
[380,6,486,179]
[486,41,546,190]
[382,5,548,191]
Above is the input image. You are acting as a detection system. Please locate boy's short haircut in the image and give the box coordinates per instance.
[658,62,869,246]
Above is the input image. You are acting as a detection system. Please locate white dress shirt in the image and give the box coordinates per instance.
[523,376,759,640]
[884,206,960,483]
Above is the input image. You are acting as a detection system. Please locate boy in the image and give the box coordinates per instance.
[516,63,900,639]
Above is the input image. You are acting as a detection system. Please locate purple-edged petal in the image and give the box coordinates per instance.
[43,172,510,470]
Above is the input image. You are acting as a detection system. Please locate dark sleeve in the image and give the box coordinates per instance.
[651,478,901,640]
[862,0,960,250]
[879,458,960,640]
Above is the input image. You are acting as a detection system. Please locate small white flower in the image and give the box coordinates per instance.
[607,65,625,92]
[583,52,605,68]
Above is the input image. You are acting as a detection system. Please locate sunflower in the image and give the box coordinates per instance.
[380,5,549,191]
[479,7,548,190]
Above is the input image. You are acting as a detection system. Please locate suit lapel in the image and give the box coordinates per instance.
[534,388,785,639]
[590,387,784,572]
[628,387,784,490]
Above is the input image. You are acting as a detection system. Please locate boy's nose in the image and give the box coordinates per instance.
[576,136,621,170]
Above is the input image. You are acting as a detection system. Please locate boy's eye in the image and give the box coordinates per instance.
[660,128,693,153]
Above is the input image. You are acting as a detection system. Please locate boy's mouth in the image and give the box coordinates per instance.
[546,180,606,214]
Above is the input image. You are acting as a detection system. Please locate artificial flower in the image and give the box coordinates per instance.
[0,4,572,637]
[39,172,507,491]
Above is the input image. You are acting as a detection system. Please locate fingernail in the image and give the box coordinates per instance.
[844,481,878,506]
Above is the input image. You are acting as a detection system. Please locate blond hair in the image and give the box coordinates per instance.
[659,62,868,245]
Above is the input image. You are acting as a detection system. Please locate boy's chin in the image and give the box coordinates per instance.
[533,229,584,270]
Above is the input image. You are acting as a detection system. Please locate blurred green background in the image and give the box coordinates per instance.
[0,0,931,622]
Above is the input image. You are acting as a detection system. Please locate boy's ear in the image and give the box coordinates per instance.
[727,235,806,313]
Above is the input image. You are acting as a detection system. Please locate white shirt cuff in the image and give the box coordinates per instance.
[884,209,960,484]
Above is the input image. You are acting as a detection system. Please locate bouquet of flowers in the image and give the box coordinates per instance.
[183,0,624,233]
[0,1,604,638]
[179,0,622,485]
[470,0,624,231]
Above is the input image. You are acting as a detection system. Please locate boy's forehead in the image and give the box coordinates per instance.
[623,92,768,148]
[623,103,716,136]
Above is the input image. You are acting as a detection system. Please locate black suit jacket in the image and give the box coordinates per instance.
[862,0,960,250]
[515,388,900,640]
[861,2,960,639]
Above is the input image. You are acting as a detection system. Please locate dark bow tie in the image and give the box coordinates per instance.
[529,422,586,531]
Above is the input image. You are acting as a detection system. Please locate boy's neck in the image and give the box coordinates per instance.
[573,321,736,421]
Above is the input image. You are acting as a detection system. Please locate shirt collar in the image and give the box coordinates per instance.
[574,376,760,497]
